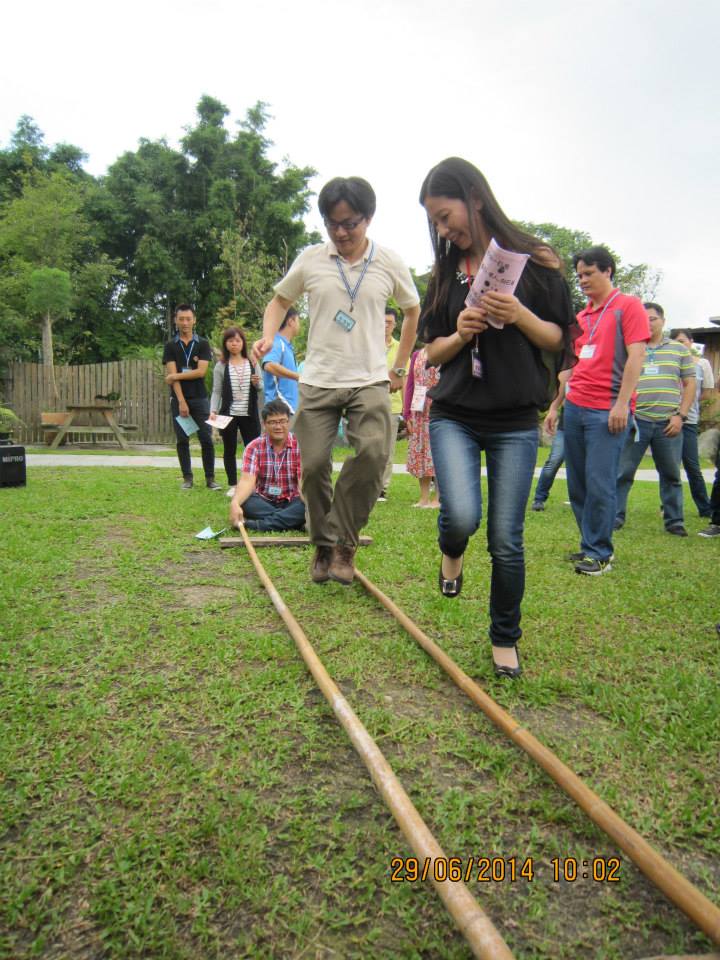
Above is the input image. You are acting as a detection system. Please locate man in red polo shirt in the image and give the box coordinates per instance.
[562,246,650,575]
[228,400,305,532]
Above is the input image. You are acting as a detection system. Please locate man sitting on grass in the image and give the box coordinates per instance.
[228,400,305,533]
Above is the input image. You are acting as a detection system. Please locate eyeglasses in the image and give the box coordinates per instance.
[265,418,289,427]
[323,215,365,233]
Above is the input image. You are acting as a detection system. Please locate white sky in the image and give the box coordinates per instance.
[3,0,719,328]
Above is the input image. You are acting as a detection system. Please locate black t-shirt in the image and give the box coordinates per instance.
[419,263,575,432]
[162,334,213,400]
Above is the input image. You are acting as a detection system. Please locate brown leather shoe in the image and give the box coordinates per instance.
[328,544,356,585]
[310,545,333,583]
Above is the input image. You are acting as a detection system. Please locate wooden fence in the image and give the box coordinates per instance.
[3,360,175,445]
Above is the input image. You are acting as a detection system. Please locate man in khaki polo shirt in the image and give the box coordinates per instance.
[254,176,420,585]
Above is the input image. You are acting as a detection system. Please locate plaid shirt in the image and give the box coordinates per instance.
[241,433,301,502]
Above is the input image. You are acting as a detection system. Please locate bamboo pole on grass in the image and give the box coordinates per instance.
[354,568,720,948]
[235,523,516,960]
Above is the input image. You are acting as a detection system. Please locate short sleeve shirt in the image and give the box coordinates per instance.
[567,290,650,410]
[274,240,419,389]
[162,334,213,399]
[634,338,695,421]
[241,433,301,502]
[261,334,299,413]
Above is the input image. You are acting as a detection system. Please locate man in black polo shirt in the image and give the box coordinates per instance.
[163,304,220,490]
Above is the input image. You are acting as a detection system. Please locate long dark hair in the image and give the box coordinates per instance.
[220,326,248,362]
[420,157,560,318]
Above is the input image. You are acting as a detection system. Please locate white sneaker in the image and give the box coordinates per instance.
[226,486,236,498]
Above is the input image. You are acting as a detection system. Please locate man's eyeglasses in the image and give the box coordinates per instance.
[265,418,289,427]
[323,215,365,233]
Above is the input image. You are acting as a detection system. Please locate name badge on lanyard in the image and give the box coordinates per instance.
[411,384,428,412]
[334,309,355,332]
[581,291,619,362]
[268,484,282,497]
[644,364,659,375]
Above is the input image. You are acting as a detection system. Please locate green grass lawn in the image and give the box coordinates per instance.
[1,465,718,959]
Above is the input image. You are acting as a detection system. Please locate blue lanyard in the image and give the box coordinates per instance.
[585,291,620,344]
[335,241,375,312]
[178,336,196,367]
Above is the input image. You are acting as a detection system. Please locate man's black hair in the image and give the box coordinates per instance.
[318,176,376,219]
[643,302,664,318]
[384,306,399,321]
[572,246,616,280]
[174,303,195,316]
[280,307,299,331]
[261,399,292,421]
[670,328,694,341]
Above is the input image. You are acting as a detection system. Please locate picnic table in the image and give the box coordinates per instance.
[47,403,132,450]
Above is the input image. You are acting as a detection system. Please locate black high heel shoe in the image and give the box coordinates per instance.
[492,644,522,679]
[438,561,463,598]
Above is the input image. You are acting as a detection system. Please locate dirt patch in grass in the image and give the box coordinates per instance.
[173,584,238,608]
[514,703,613,744]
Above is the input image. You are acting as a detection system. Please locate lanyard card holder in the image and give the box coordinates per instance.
[334,309,355,332]
[471,347,483,379]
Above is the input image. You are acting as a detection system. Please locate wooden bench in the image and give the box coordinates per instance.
[41,412,70,445]
[41,407,132,449]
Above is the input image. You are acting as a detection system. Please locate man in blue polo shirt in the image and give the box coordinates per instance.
[261,307,301,415]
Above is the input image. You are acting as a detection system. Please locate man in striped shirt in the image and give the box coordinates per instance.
[228,400,305,532]
[615,303,696,536]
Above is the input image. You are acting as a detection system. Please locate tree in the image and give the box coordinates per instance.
[27,267,72,399]
[100,96,317,337]
[0,169,122,367]
[0,115,89,203]
[214,223,282,333]
[516,221,663,312]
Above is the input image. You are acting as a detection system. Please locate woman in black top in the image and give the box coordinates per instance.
[419,157,577,677]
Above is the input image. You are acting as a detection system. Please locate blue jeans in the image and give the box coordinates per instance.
[243,493,306,531]
[429,419,538,647]
[563,400,629,561]
[681,423,712,517]
[616,418,684,528]
[533,430,565,504]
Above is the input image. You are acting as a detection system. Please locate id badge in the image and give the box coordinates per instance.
[334,309,355,332]
[644,364,659,375]
[182,366,192,372]
[471,347,483,379]
[268,484,282,497]
[411,385,428,412]
[579,344,596,359]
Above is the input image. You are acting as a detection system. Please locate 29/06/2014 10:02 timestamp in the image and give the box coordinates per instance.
[390,856,621,884]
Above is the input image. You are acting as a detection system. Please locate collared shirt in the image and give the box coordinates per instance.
[274,239,419,389]
[241,432,301,502]
[567,289,649,411]
[635,337,695,421]
[261,333,298,412]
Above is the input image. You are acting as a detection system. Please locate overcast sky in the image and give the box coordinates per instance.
[3,0,718,329]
